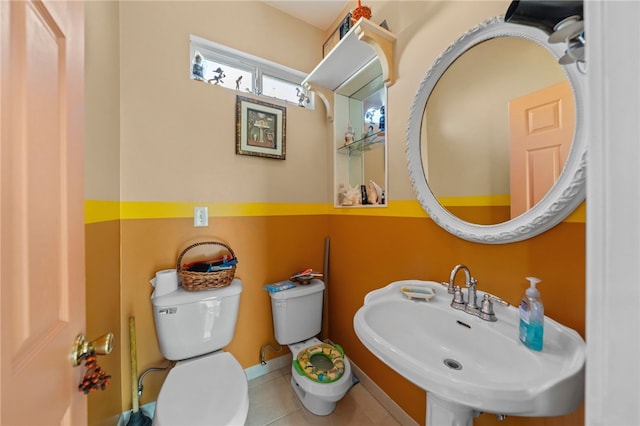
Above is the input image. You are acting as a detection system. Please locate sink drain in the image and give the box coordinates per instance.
[443,358,462,370]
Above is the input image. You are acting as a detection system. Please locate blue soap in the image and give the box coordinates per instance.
[264,281,296,293]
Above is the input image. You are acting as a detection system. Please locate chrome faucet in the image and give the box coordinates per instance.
[448,264,471,294]
[447,265,501,321]
[464,277,480,315]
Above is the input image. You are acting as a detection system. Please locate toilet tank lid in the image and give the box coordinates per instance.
[152,278,242,307]
[269,279,324,300]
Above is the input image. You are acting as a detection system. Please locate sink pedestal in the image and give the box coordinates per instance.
[426,394,477,426]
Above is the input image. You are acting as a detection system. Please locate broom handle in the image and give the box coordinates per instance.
[130,316,139,413]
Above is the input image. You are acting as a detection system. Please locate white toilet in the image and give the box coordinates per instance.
[151,279,248,426]
[270,280,353,415]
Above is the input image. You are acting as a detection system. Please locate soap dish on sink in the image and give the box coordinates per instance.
[401,286,435,301]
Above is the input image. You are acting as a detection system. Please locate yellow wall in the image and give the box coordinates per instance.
[328,214,585,425]
[86,207,585,426]
[85,221,121,425]
[84,2,586,426]
[120,215,330,406]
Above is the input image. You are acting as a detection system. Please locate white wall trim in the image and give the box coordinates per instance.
[349,361,420,426]
[586,1,640,424]
[322,338,417,425]
[245,352,292,381]
[116,353,417,426]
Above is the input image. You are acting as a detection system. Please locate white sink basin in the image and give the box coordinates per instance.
[354,280,585,424]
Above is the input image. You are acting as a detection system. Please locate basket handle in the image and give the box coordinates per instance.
[176,241,237,271]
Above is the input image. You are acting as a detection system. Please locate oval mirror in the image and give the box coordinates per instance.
[406,16,586,244]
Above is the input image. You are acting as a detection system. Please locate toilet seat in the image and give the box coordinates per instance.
[153,351,248,426]
[294,342,345,383]
[288,338,353,401]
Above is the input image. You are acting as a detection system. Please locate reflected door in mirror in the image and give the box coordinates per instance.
[509,81,574,218]
[423,37,571,224]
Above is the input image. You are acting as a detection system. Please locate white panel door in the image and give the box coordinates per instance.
[0,1,86,424]
[509,81,574,218]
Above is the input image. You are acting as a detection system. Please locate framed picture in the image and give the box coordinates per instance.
[323,12,352,57]
[235,95,286,160]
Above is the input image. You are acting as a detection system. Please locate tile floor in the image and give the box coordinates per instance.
[245,366,402,426]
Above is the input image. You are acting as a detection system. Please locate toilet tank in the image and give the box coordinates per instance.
[270,280,325,345]
[151,279,242,361]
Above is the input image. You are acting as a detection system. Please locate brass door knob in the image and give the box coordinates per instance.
[71,333,114,366]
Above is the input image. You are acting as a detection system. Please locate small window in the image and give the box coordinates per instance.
[190,35,313,109]
[262,74,310,107]
[193,52,254,93]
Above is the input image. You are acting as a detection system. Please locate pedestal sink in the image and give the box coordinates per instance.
[353,280,585,425]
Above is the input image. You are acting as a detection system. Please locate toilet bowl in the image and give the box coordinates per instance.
[153,351,248,426]
[269,280,354,415]
[288,337,353,415]
[150,279,248,426]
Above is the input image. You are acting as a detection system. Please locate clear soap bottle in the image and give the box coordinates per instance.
[519,277,544,351]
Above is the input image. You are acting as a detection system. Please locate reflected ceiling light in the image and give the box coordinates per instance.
[505,1,585,71]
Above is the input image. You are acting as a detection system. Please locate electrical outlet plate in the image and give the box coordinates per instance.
[194,207,208,227]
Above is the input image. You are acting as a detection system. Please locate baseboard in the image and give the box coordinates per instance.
[116,353,418,426]
[323,339,418,426]
[245,352,292,381]
[116,353,293,425]
[348,361,420,426]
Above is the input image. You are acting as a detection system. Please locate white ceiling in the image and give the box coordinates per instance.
[263,0,349,31]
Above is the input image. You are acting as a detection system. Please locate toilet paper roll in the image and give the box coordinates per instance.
[151,269,178,297]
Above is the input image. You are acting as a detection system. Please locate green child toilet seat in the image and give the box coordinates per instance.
[293,343,345,383]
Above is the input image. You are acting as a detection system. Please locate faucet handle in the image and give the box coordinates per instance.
[479,294,497,322]
[480,294,494,314]
[451,286,466,310]
[438,281,453,292]
[484,292,510,307]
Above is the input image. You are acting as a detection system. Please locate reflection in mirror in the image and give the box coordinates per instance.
[422,37,574,225]
[335,59,387,207]
[406,16,586,244]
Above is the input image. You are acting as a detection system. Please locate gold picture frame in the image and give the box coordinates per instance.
[235,95,286,160]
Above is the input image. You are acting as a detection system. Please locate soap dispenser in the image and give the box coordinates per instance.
[519,276,544,351]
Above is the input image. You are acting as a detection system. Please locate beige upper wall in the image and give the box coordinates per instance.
[377,0,511,200]
[86,1,521,205]
[118,1,330,203]
[425,37,567,198]
[85,0,121,200]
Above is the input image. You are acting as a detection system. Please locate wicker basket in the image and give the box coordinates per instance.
[177,241,237,291]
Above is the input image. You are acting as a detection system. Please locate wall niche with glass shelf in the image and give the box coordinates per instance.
[334,62,386,207]
[338,131,385,155]
[302,17,395,208]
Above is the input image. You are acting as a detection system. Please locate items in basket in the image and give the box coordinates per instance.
[182,254,237,272]
[290,268,323,285]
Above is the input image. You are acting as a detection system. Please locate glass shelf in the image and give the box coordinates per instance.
[338,131,385,155]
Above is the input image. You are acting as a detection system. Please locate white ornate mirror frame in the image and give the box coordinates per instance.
[406,16,586,244]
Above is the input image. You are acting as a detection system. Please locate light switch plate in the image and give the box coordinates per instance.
[194,207,208,227]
